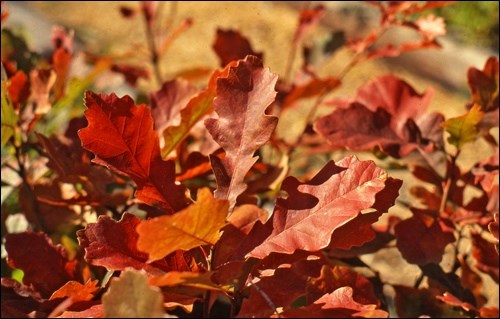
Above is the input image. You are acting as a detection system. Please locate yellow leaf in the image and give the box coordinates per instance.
[443,104,484,149]
[137,188,228,261]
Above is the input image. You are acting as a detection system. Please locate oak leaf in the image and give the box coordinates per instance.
[467,56,498,112]
[314,75,443,158]
[205,55,278,212]
[5,232,78,298]
[248,155,401,259]
[49,280,99,302]
[213,29,263,67]
[137,187,228,261]
[279,287,388,318]
[442,104,484,149]
[102,269,164,318]
[77,213,172,275]
[78,91,189,213]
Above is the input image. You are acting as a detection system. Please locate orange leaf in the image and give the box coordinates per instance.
[49,280,99,302]
[137,188,228,261]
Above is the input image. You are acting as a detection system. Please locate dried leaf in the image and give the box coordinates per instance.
[137,188,228,261]
[205,55,278,212]
[248,155,401,259]
[471,232,499,282]
[102,269,164,318]
[78,91,189,213]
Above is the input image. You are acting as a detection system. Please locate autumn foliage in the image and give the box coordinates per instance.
[1,1,498,318]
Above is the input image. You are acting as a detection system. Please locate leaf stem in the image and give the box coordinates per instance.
[142,4,163,87]
[14,144,46,232]
[439,150,460,213]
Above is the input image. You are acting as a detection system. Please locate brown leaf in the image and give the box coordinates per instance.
[213,29,263,67]
[137,188,228,261]
[78,91,190,213]
[205,55,278,212]
[248,155,401,259]
[5,232,78,298]
[102,269,164,318]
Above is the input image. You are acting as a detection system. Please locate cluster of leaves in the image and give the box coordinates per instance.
[1,1,498,318]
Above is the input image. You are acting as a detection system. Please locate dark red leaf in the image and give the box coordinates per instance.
[395,209,455,265]
[212,29,263,67]
[315,75,442,158]
[78,91,190,213]
[205,55,278,212]
[467,56,499,112]
[307,265,380,306]
[471,232,499,282]
[5,232,78,298]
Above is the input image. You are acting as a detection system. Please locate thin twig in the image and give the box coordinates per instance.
[142,4,163,86]
[246,274,280,318]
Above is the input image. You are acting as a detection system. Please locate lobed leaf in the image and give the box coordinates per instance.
[442,104,484,149]
[137,188,228,261]
[248,155,401,259]
[205,55,278,212]
[102,269,164,318]
[78,91,189,213]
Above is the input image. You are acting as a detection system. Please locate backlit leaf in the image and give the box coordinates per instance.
[102,269,164,318]
[78,91,189,213]
[1,79,17,148]
[205,55,278,212]
[50,280,99,302]
[442,104,484,149]
[213,29,263,67]
[137,188,228,261]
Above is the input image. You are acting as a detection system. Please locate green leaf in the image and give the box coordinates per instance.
[1,80,18,148]
[443,104,484,149]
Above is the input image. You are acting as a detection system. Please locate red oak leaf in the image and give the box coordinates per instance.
[467,56,499,112]
[77,213,178,275]
[78,91,190,213]
[212,29,263,67]
[395,209,455,265]
[315,75,443,158]
[471,232,499,282]
[50,280,99,302]
[150,79,197,138]
[307,265,380,306]
[5,232,79,298]
[205,55,278,212]
[248,155,401,259]
[280,287,388,318]
[238,267,310,318]
[7,70,30,108]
